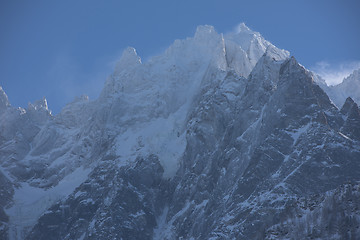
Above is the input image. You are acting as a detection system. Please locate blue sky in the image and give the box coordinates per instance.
[1,0,359,113]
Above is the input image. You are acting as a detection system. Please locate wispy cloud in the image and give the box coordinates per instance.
[46,51,123,113]
[310,61,360,86]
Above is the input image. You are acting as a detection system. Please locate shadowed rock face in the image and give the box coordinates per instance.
[0,171,13,240]
[160,57,360,239]
[27,155,169,240]
[1,25,359,240]
[25,56,360,240]
[340,97,360,140]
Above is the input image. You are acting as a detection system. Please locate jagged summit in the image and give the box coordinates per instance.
[114,47,142,74]
[28,97,49,111]
[264,44,290,61]
[235,22,251,32]
[280,56,300,74]
[320,67,360,107]
[340,97,360,139]
[225,23,289,76]
[225,22,266,52]
[343,68,360,84]
[341,97,356,114]
[104,23,288,98]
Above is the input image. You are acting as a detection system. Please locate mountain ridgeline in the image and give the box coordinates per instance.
[0,24,359,240]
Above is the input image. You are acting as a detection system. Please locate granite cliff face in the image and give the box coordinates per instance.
[1,24,359,240]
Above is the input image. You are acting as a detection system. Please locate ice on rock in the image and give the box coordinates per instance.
[227,22,262,51]
[264,44,290,62]
[27,97,49,112]
[330,68,360,107]
[113,47,143,92]
[26,97,52,124]
[236,22,251,32]
[224,22,288,77]
[314,68,360,108]
[55,95,90,127]
[77,24,291,179]
[340,97,356,115]
[6,167,91,240]
[101,47,142,96]
[163,25,227,71]
[114,47,142,75]
[0,86,10,112]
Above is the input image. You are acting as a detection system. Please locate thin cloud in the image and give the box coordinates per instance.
[46,52,118,113]
[311,61,360,86]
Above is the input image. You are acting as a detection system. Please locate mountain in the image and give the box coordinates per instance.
[313,68,360,108]
[1,23,359,240]
[328,69,360,107]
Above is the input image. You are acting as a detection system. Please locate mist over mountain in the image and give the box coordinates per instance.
[0,23,359,240]
[326,69,360,107]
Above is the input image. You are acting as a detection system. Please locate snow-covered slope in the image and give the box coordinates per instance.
[0,23,359,240]
[314,68,360,108]
[330,69,360,107]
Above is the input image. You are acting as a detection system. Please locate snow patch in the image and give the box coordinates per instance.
[129,210,145,218]
[153,206,175,240]
[6,166,91,240]
[286,123,311,146]
[338,132,352,141]
[115,104,188,178]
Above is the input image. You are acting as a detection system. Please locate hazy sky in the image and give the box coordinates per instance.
[1,0,359,113]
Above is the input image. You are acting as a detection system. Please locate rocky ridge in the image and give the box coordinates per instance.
[0,23,359,239]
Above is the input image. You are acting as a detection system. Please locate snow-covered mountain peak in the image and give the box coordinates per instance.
[194,25,218,40]
[264,44,290,61]
[27,97,50,112]
[103,23,288,97]
[242,49,287,107]
[223,23,288,77]
[342,68,360,85]
[114,47,142,74]
[320,67,360,107]
[280,56,303,75]
[161,24,226,70]
[247,47,289,86]
[25,97,52,124]
[225,23,265,51]
[235,22,251,32]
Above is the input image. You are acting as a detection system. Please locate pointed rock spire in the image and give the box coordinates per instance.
[28,96,49,111]
[235,22,251,33]
[0,86,10,112]
[264,45,290,62]
[114,47,141,74]
[340,97,356,115]
[340,97,360,140]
